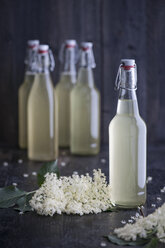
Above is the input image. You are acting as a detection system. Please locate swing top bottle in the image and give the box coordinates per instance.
[109,59,147,208]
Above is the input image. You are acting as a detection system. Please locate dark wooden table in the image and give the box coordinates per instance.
[0,146,165,248]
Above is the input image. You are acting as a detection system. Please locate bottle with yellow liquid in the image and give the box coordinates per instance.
[55,40,77,147]
[18,40,39,149]
[28,45,58,161]
[109,59,147,208]
[70,42,100,155]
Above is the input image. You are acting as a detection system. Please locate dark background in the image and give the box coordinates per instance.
[0,0,165,147]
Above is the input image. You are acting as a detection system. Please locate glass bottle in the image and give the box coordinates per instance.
[109,59,147,208]
[55,40,77,147]
[18,40,39,149]
[27,45,58,161]
[70,42,100,155]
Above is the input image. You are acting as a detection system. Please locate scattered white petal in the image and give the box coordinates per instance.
[18,159,23,164]
[160,186,165,193]
[135,212,140,218]
[3,162,8,167]
[100,158,106,163]
[128,219,133,223]
[100,241,107,247]
[61,162,66,167]
[121,220,126,224]
[157,197,162,201]
[19,211,24,215]
[146,176,152,183]
[151,204,156,208]
[12,183,17,186]
[32,171,37,176]
[73,171,78,175]
[23,173,29,178]
[131,216,136,220]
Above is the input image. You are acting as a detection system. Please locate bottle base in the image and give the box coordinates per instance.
[112,201,146,209]
[28,154,56,162]
[19,142,27,149]
[71,149,100,156]
[59,145,70,149]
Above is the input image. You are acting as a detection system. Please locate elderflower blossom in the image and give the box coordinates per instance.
[114,203,165,243]
[30,169,111,216]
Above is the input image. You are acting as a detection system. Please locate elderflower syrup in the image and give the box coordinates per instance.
[18,40,39,148]
[70,42,100,155]
[55,40,77,147]
[28,45,58,161]
[109,59,147,208]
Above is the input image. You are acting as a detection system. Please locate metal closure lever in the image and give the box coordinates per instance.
[49,49,55,71]
[114,64,122,90]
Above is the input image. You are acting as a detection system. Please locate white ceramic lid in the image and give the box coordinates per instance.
[65,40,76,46]
[27,40,39,48]
[81,42,93,49]
[38,45,49,53]
[121,59,135,66]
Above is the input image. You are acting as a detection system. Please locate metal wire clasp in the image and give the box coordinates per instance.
[49,49,55,71]
[59,41,79,64]
[114,64,122,90]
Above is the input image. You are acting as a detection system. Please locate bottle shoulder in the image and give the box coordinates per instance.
[29,74,54,97]
[109,114,146,129]
[34,74,54,86]
[55,78,74,91]
[71,85,100,101]
[19,76,34,92]
[72,83,99,93]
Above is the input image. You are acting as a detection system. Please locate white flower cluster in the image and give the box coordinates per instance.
[114,203,165,243]
[30,169,111,216]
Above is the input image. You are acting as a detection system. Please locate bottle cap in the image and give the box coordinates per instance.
[38,45,49,54]
[27,40,39,49]
[80,42,95,68]
[115,59,137,90]
[65,40,76,48]
[81,42,93,51]
[121,59,135,70]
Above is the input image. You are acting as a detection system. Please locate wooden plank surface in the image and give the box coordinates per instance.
[0,0,165,146]
[0,146,165,248]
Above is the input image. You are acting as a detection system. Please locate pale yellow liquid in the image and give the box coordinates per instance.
[55,73,75,147]
[18,74,34,148]
[70,68,100,155]
[109,99,146,208]
[28,73,58,161]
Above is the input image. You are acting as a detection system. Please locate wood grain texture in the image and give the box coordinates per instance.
[0,147,165,248]
[102,0,147,144]
[0,0,165,146]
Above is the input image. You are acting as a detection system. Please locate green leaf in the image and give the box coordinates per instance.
[106,234,150,246]
[37,160,59,186]
[144,238,159,248]
[0,186,26,208]
[14,192,35,213]
[146,228,157,239]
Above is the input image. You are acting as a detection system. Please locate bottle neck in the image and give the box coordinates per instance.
[77,67,94,87]
[115,64,139,115]
[117,88,139,115]
[25,48,38,74]
[62,48,76,76]
[37,53,50,74]
[60,72,76,84]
